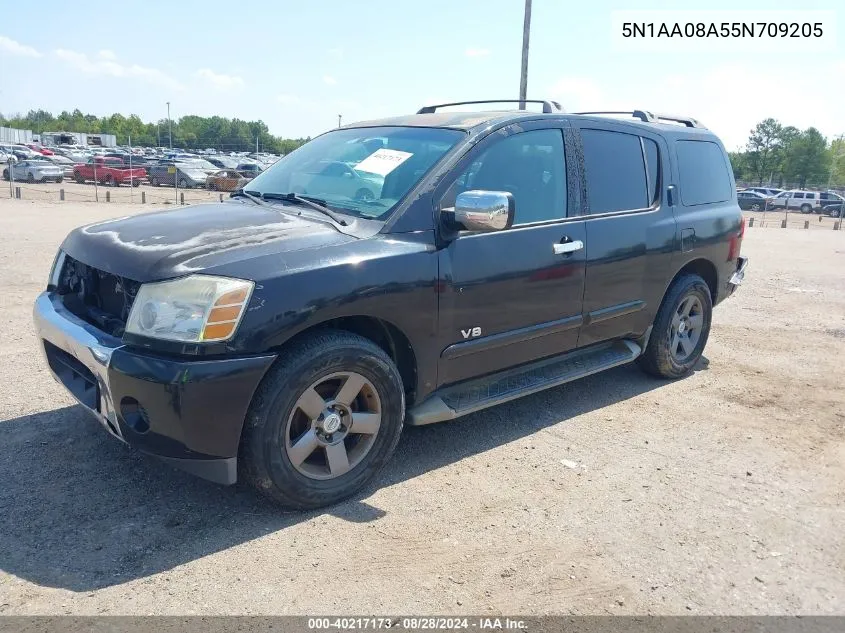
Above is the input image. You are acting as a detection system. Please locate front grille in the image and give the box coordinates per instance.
[57,255,140,337]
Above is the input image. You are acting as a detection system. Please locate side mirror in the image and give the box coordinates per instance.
[453,190,515,232]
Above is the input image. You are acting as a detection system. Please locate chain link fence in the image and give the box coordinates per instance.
[4,158,843,231]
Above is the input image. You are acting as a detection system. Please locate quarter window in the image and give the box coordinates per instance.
[675,140,732,206]
[581,129,649,213]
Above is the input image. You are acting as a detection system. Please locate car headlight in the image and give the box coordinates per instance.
[48,250,67,288]
[125,275,254,343]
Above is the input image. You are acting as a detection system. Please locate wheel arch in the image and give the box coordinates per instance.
[273,315,419,404]
[663,258,718,306]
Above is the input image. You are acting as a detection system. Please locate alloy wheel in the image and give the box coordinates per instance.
[669,295,703,362]
[284,371,382,480]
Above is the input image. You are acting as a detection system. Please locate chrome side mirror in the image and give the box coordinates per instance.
[453,190,514,232]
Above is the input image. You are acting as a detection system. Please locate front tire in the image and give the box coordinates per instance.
[800,204,812,214]
[240,330,405,509]
[638,274,712,379]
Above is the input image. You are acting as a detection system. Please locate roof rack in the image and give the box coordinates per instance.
[574,110,706,129]
[417,99,564,114]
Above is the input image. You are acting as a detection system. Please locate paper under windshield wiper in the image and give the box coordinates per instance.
[252,191,349,226]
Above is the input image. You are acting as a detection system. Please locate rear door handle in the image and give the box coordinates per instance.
[553,240,584,255]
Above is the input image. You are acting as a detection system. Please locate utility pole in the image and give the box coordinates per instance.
[338,114,342,128]
[519,0,532,109]
[166,101,172,149]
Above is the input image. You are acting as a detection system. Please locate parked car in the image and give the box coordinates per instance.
[737,190,769,211]
[819,191,844,209]
[3,158,64,183]
[236,163,263,178]
[290,159,383,201]
[207,156,240,169]
[27,143,54,156]
[73,157,146,187]
[33,100,747,509]
[741,186,782,197]
[147,162,209,188]
[768,189,822,213]
[823,202,842,218]
[45,154,76,178]
[207,169,251,191]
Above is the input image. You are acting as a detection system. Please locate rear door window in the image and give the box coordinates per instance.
[581,129,649,213]
[675,140,732,206]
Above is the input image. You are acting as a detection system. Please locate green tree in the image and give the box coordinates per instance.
[0,108,310,154]
[745,118,783,185]
[828,136,845,187]
[782,128,830,188]
[728,151,749,182]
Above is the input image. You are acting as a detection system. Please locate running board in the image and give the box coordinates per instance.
[406,340,641,426]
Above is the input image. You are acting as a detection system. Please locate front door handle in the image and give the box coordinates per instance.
[553,240,584,255]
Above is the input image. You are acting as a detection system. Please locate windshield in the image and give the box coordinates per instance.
[244,126,464,220]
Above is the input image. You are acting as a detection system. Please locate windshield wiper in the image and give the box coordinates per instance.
[230,188,267,206]
[251,191,349,226]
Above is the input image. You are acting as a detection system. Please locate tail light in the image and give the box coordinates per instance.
[728,217,745,261]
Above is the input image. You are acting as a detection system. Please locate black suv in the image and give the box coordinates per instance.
[34,100,748,509]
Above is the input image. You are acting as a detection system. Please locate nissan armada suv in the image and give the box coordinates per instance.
[34,100,748,509]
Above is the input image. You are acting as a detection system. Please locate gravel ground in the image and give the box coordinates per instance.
[0,197,843,615]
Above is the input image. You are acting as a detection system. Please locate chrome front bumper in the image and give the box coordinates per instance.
[33,292,125,441]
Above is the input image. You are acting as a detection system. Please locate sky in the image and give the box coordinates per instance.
[0,0,842,150]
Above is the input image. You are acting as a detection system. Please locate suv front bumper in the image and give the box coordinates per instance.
[33,292,275,484]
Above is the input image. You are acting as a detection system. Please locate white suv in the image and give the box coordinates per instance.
[769,190,824,213]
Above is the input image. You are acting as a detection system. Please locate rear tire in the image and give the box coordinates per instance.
[150,176,159,187]
[27,173,35,183]
[239,330,405,509]
[74,172,84,184]
[638,274,712,379]
[1,170,7,181]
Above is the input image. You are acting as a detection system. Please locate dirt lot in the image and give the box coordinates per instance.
[0,197,843,616]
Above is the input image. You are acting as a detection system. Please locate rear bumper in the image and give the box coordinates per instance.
[726,256,748,297]
[33,292,276,484]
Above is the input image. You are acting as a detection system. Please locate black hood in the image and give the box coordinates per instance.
[61,201,360,282]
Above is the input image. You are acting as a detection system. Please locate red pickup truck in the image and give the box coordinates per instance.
[73,157,146,187]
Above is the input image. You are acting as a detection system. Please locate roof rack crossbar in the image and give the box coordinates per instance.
[651,113,704,128]
[574,110,656,123]
[417,99,564,114]
[574,110,706,129]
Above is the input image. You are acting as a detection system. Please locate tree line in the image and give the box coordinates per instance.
[0,109,310,155]
[729,118,844,189]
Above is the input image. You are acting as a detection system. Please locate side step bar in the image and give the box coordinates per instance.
[406,340,641,426]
